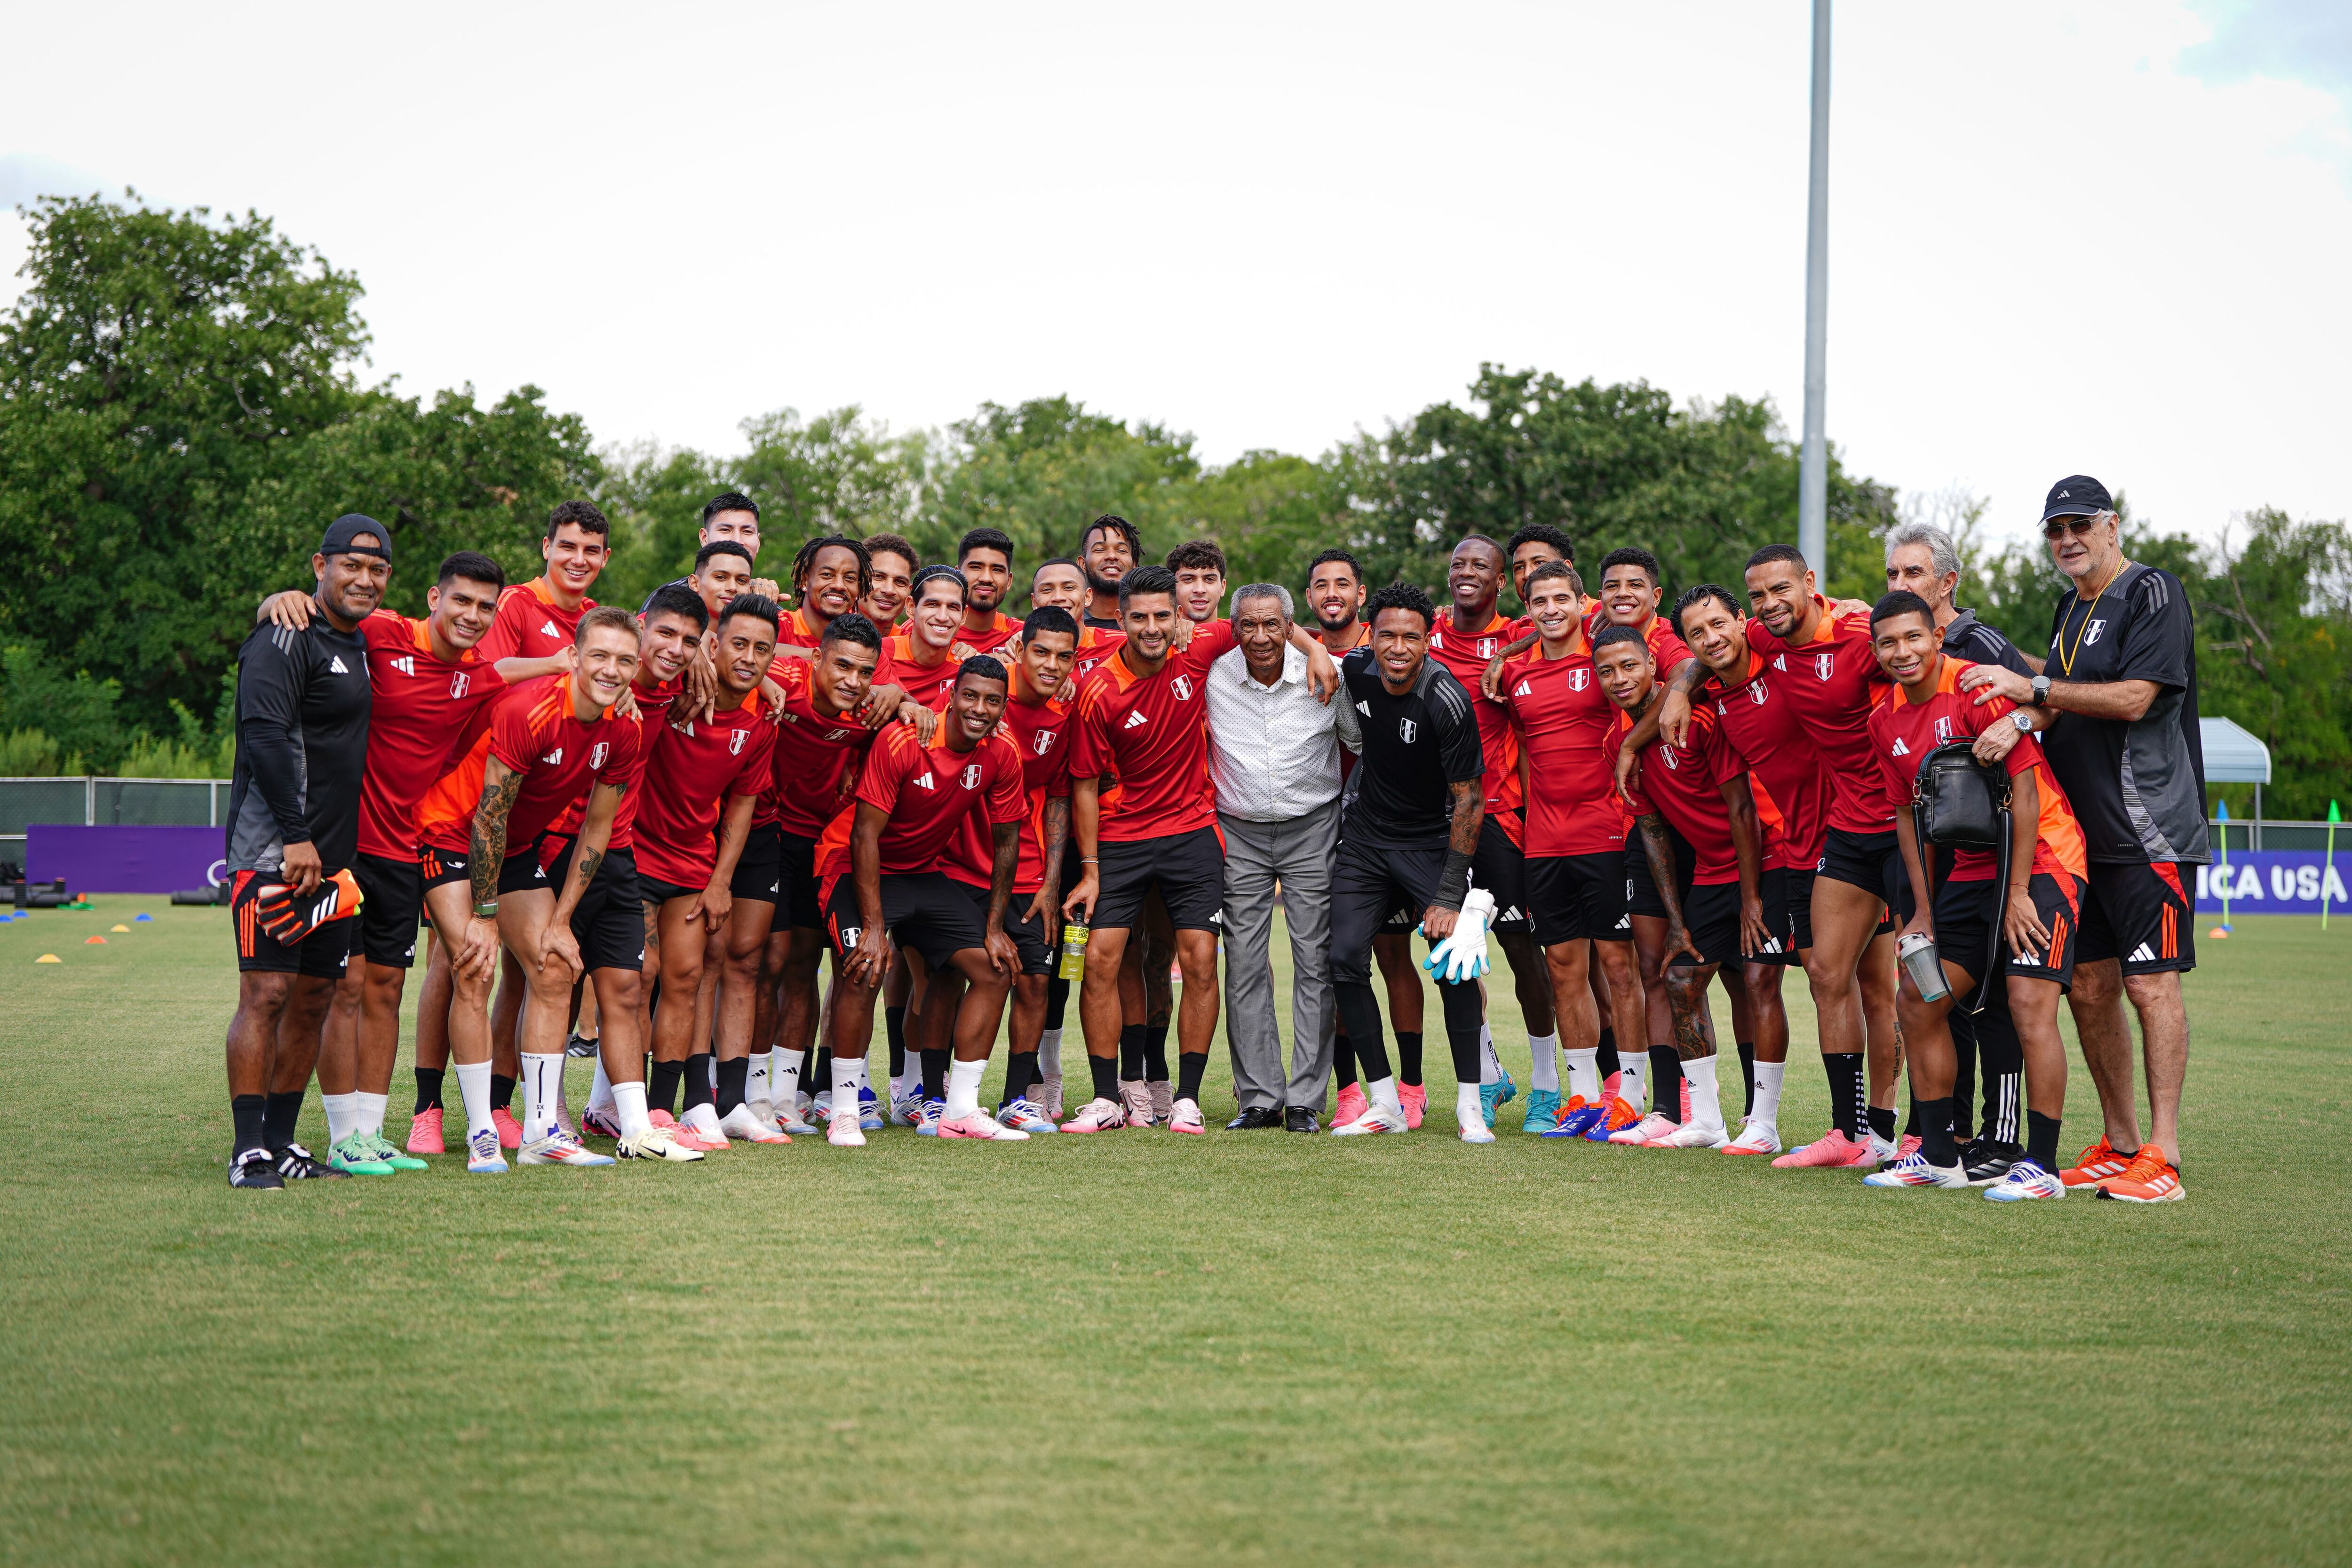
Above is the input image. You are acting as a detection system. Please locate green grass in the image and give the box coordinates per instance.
[1,897,2346,1567]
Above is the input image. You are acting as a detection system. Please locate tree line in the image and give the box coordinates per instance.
[1,194,2343,816]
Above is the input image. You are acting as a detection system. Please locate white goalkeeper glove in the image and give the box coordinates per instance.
[1422,887,1495,983]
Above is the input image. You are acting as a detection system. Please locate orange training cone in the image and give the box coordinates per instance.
[84,935,106,945]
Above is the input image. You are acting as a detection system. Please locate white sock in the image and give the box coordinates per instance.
[1619,1054,1646,1112]
[587,1056,615,1114]
[1478,1021,1500,1084]
[834,1055,865,1108]
[1366,1075,1402,1115]
[1752,1059,1787,1129]
[851,1056,873,1100]
[353,1091,389,1139]
[1455,1080,1487,1132]
[322,1091,358,1144]
[1682,1053,1725,1133]
[747,1050,771,1110]
[1038,1027,1062,1076]
[946,1057,986,1120]
[776,1048,806,1108]
[1561,1046,1599,1102]
[1526,1032,1560,1092]
[454,1059,494,1139]
[522,1052,565,1140]
[890,1072,909,1102]
[612,1080,652,1140]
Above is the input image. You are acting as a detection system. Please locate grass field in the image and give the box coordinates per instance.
[2,896,2346,1567]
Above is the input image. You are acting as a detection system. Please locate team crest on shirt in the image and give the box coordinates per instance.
[1659,746,1680,770]
[1567,668,1590,692]
[1748,683,1768,705]
[451,672,470,699]
[730,728,748,755]
[1933,716,1953,740]
[1033,729,1057,755]
[961,764,983,789]
[1170,674,1194,701]
[2085,619,2106,645]
[590,741,609,769]
[1399,717,1418,743]
[825,728,852,741]
[1815,653,1835,681]
[1477,637,1498,659]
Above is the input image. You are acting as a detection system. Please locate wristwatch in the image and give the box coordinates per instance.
[2030,674,2051,704]
[2010,711,2034,734]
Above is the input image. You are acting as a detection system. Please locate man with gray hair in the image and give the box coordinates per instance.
[1207,582,1362,1130]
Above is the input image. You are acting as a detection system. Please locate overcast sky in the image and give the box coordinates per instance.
[5,1,2347,550]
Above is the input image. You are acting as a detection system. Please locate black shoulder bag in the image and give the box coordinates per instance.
[1909,741,2012,1014]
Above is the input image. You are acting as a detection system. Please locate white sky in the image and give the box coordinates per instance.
[4,1,2347,549]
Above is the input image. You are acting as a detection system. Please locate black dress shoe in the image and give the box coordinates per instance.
[1225,1106,1284,1130]
[1284,1106,1319,1133]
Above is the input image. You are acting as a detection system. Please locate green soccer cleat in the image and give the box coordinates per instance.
[328,1134,396,1176]
[358,1131,426,1171]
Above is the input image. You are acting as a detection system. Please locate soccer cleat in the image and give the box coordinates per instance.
[615,1124,703,1162]
[252,868,365,945]
[466,1127,509,1173]
[564,1032,598,1059]
[1398,1081,1427,1130]
[1521,1088,1564,1134]
[356,1132,427,1171]
[1333,1082,1368,1130]
[1612,1111,1678,1146]
[1119,1080,1157,1128]
[997,1098,1059,1134]
[937,1109,1031,1142]
[1583,1095,1641,1142]
[1659,1122,1730,1149]
[492,1106,524,1151]
[329,1134,396,1176]
[913,1098,946,1137]
[2095,1145,2185,1203]
[1148,1080,1176,1124]
[1168,1098,1206,1136]
[1331,1102,1407,1136]
[1551,1096,1608,1140]
[1036,1071,1065,1121]
[889,1087,925,1127]
[1720,1120,1782,1156]
[779,1097,820,1137]
[1458,1114,1495,1145]
[858,1085,885,1132]
[580,1103,623,1138]
[1862,1151,1969,1188]
[2059,1137,2137,1189]
[1060,1097,1131,1134]
[826,1112,866,1148]
[274,1143,349,1181]
[405,1106,445,1155]
[1772,1130,1870,1167]
[1962,1140,2022,1186]
[229,1149,285,1191]
[1478,1071,1517,1123]
[673,1121,730,1153]
[812,1090,834,1123]
[519,1129,617,1167]
[1985,1159,2066,1202]
[717,1104,790,1144]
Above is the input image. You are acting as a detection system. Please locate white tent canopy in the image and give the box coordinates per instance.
[2200,717,2271,785]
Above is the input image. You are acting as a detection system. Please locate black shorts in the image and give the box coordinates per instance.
[1625,824,1695,919]
[420,843,472,895]
[1750,865,1798,965]
[638,874,702,906]
[1669,880,1742,970]
[352,852,425,968]
[954,879,1057,976]
[775,831,823,931]
[1329,836,1456,987]
[2077,860,2194,975]
[730,822,783,903]
[1092,828,1224,932]
[1782,865,1818,950]
[538,838,645,973]
[826,870,988,970]
[229,868,355,978]
[496,842,555,896]
[1932,872,2082,990]
[1528,852,1632,946]
[1818,828,1898,935]
[1472,814,1532,933]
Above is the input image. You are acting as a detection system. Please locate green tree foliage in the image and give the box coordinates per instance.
[2188,509,2352,820]
[928,397,1202,576]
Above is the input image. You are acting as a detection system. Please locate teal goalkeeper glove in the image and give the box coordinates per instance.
[1422,888,1495,983]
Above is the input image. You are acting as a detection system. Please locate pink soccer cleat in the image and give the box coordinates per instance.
[1168,1098,1206,1135]
[1772,1129,1873,1168]
[1398,1082,1427,1130]
[492,1106,524,1150]
[936,1110,1030,1142]
[1061,1097,1130,1134]
[405,1106,445,1155]
[1612,1111,1679,1146]
[1333,1082,1368,1130]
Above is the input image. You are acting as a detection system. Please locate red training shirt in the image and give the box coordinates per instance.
[1609,703,1776,886]
[1868,659,2088,883]
[1702,648,1836,870]
[477,577,594,664]
[1065,620,1240,842]
[417,675,642,856]
[763,660,884,839]
[1746,597,1893,836]
[354,610,507,860]
[1499,640,1623,858]
[943,692,1072,895]
[1426,607,1525,835]
[633,691,778,889]
[817,721,1027,880]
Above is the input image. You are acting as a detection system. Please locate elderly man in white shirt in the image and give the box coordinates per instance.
[1208,582,1362,1131]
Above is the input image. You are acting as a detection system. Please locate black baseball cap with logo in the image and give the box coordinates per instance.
[319,513,391,560]
[2041,476,2114,522]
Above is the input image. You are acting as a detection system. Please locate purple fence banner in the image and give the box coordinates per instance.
[26,824,226,894]
[2194,853,2351,915]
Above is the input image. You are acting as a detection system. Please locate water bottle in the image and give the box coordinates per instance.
[1058,919,1089,982]
[1897,931,1949,1003]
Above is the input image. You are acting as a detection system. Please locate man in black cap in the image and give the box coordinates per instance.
[1958,476,2202,1202]
[221,514,386,1189]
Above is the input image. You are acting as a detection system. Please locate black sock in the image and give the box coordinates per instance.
[231,1093,266,1156]
[1143,1023,1170,1082]
[1904,1098,1921,1137]
[1004,1051,1037,1106]
[1438,978,1485,1084]
[649,1059,683,1115]
[682,1052,715,1110]
[1118,1024,1147,1081]
[490,1073,516,1112]
[1395,1030,1424,1088]
[1089,1053,1120,1102]
[813,1048,832,1096]
[1825,1052,1864,1140]
[1649,1046,1682,1114]
[885,1005,907,1080]
[716,1056,749,1115]
[263,1090,306,1151]
[1736,1041,1756,1118]
[1043,975,1070,1031]
[1596,1037,1621,1082]
[2026,1110,2063,1170]
[921,1047,949,1102]
[1333,1031,1359,1090]
[413,1067,444,1114]
[1918,1097,1957,1167]
[1333,981,1392,1082]
[1177,1051,1207,1103]
[1867,1104,1897,1144]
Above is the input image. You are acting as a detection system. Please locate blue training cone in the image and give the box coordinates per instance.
[134,912,153,922]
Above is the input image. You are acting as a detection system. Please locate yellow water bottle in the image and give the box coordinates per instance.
[1058,918,1088,982]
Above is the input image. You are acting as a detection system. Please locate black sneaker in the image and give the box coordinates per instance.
[565,1033,598,1059]
[1962,1139,2023,1186]
[229,1148,285,1191]
[274,1142,350,1181]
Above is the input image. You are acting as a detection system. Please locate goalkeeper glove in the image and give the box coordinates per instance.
[254,867,365,945]
[1422,887,1495,983]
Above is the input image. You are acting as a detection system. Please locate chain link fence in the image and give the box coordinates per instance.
[0,778,223,839]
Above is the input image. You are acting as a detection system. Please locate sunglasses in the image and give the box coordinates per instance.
[2042,513,2108,541]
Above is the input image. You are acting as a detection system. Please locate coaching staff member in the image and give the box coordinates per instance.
[1208,583,1363,1132]
[222,515,386,1189]
[1959,476,2202,1202]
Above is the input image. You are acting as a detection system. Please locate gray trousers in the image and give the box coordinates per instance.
[1219,797,1340,1111]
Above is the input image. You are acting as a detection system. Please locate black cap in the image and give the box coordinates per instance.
[319,513,391,560]
[2041,476,2113,522]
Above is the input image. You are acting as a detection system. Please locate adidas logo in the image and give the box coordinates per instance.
[540,620,558,638]
[1890,739,1909,756]
[541,748,564,765]
[1122,711,1148,730]
[1614,915,1631,930]
[1355,700,1371,716]
[2128,942,2156,963]
[1512,679,1532,697]
[328,656,350,674]
[1497,905,1526,922]
[913,771,936,790]
[391,656,416,676]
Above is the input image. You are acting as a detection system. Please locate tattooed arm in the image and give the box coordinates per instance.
[1026,795,1069,925]
[984,821,1021,977]
[1636,810,1704,969]
[1421,777,1486,941]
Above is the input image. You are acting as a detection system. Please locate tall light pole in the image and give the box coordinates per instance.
[1799,0,1831,572]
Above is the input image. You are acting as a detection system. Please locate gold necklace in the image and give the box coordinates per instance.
[2056,557,2125,677]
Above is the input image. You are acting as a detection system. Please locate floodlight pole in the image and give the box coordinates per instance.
[1799,0,1831,573]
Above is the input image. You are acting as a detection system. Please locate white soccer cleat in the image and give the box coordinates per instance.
[936,1109,1031,1142]
[826,1113,867,1148]
[615,1124,705,1162]
[889,1087,925,1127]
[518,1128,616,1167]
[1613,1111,1678,1146]
[1458,1115,1496,1145]
[1863,1151,1970,1188]
[1721,1119,1781,1156]
[779,1093,819,1136]
[1168,1097,1206,1136]
[717,1104,790,1144]
[1663,1122,1731,1150]
[1059,1097,1130,1134]
[1332,1103,1407,1136]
